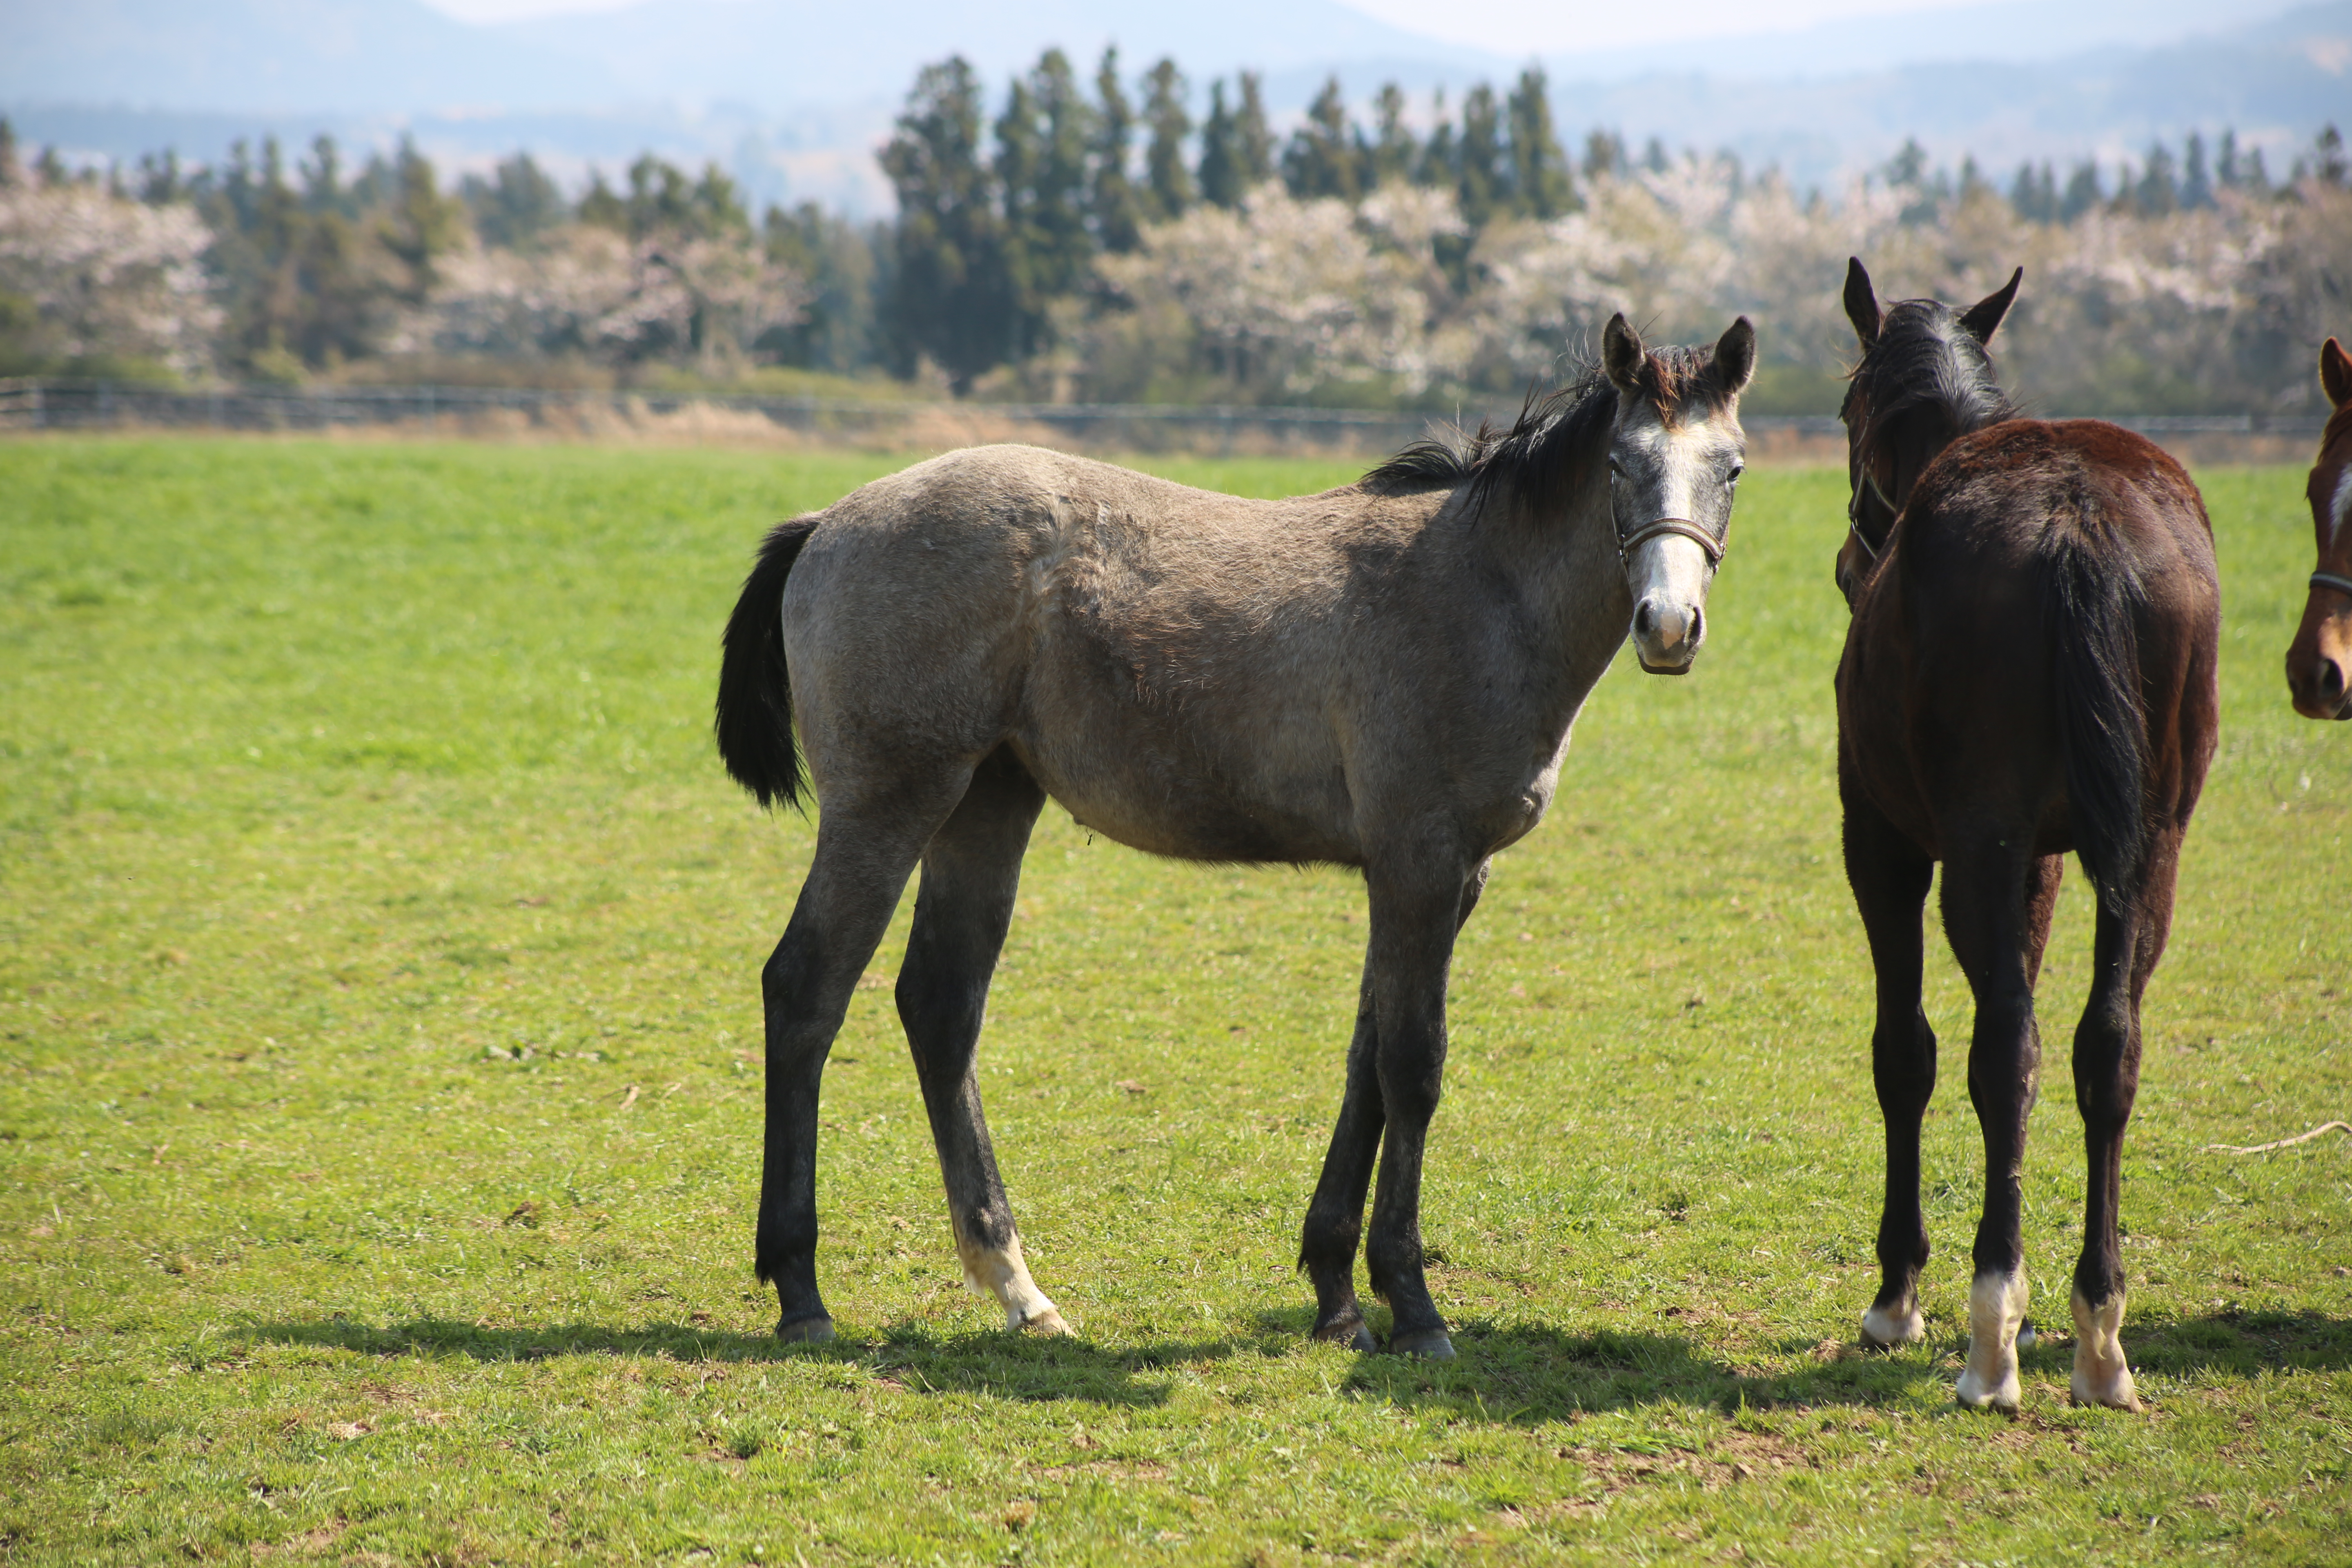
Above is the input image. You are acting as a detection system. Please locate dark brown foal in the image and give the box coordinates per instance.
[1835,258,2220,1412]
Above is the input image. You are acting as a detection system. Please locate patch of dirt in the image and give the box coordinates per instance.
[1552,1428,1817,1497]
[249,1518,347,1557]
[1027,1457,1172,1485]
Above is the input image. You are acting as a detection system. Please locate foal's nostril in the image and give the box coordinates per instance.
[1634,600,1658,637]
[2322,658,2346,704]
[1688,605,1705,646]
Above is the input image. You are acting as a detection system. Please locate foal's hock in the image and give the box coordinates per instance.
[715,313,1756,1355]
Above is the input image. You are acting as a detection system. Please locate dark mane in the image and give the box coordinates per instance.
[1363,343,1735,519]
[1842,298,2015,456]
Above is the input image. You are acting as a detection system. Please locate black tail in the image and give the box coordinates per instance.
[2045,529,2150,908]
[715,517,820,812]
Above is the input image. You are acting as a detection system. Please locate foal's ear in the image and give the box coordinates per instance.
[1843,257,1880,348]
[2322,337,2352,410]
[1713,315,1757,394]
[1959,266,2024,345]
[1603,313,1645,393]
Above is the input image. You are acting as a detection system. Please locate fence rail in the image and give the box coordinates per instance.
[0,379,2324,458]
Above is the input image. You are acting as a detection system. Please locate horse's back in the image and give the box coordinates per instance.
[776,444,1438,860]
[1842,419,2219,855]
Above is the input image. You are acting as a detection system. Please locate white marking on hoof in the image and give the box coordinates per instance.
[1861,1299,1924,1348]
[953,1224,1069,1335]
[1392,1330,1455,1361]
[2015,1319,2038,1353]
[1956,1269,2028,1412]
[2069,1291,2142,1412]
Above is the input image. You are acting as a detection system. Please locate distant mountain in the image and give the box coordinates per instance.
[493,0,1508,110]
[2,0,2343,215]
[0,0,618,113]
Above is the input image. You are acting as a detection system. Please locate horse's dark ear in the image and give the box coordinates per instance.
[1713,316,1757,394]
[1843,257,1880,349]
[2322,337,2352,410]
[1960,267,2023,344]
[1603,313,1645,392]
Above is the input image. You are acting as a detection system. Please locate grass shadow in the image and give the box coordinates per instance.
[1248,1305,2352,1424]
[246,1315,1255,1408]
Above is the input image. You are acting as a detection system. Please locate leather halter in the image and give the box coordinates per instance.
[1616,516,1726,569]
[2312,571,2352,599]
[1846,467,1897,563]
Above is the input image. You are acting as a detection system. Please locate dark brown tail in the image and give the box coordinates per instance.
[714,518,820,812]
[2045,530,2150,909]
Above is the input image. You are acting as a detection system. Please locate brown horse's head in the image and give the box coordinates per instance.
[1833,257,2020,608]
[2286,338,2352,719]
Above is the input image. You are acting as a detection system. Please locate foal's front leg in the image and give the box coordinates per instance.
[1300,862,1482,1357]
[1361,860,1476,1360]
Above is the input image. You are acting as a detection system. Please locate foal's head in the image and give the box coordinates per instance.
[1835,257,2021,607]
[1601,313,1757,673]
[2286,337,2352,719]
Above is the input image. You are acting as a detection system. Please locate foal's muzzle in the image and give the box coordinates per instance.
[1621,518,1723,676]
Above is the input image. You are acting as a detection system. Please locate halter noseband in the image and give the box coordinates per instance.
[1846,466,1897,564]
[1616,517,1726,569]
[2312,572,2352,599]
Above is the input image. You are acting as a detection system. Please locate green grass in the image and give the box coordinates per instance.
[1,439,2346,1565]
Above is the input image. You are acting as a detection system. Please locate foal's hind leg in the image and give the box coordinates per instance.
[1300,862,1485,1356]
[894,749,1067,1335]
[1842,783,1936,1348]
[2067,829,2177,1412]
[1939,842,2045,1412]
[759,771,973,1341]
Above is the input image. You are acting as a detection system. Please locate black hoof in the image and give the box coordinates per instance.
[775,1314,835,1344]
[1312,1312,1375,1353]
[1390,1329,1456,1361]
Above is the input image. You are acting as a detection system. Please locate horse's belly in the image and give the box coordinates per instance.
[1009,725,1361,866]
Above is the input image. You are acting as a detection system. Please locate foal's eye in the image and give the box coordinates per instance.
[1727,463,1745,485]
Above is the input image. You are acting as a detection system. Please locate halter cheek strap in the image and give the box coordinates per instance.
[2312,572,2352,599]
[1617,517,1726,568]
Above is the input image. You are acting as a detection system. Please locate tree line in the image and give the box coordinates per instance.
[0,68,2345,416]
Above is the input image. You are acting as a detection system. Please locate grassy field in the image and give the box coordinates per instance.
[0,437,2345,1566]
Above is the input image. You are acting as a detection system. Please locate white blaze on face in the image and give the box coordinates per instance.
[1623,417,1732,673]
[2331,465,2352,548]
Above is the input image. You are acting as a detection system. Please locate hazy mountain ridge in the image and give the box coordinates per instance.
[2,0,2343,214]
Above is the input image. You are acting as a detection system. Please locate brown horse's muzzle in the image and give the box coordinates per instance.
[2286,594,2352,719]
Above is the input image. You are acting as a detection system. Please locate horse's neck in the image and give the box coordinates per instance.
[1474,478,1633,717]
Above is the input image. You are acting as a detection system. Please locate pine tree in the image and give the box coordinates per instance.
[880,56,1014,392]
[2180,132,2213,209]
[578,171,626,231]
[1090,47,1144,254]
[1504,67,1572,218]
[1141,58,1193,220]
[0,118,18,188]
[1281,77,1361,201]
[2059,160,2103,223]
[462,152,566,249]
[2133,142,2179,215]
[1235,74,1274,190]
[1197,80,1241,208]
[1455,84,1505,228]
[2216,129,2241,188]
[1369,83,1416,188]
[1582,129,1625,180]
[2317,124,2348,187]
[1417,89,1456,190]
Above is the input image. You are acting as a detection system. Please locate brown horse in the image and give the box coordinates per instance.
[715,314,1757,1357]
[1835,258,2220,1412]
[2285,338,2352,719]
